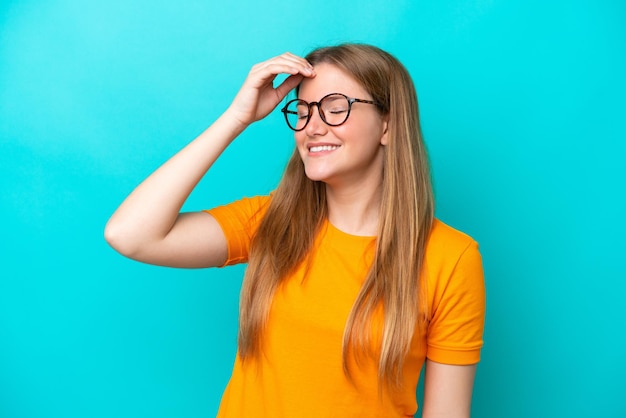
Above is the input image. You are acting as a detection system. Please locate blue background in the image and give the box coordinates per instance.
[1,1,624,417]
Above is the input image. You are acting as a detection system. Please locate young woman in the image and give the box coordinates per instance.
[105,44,485,418]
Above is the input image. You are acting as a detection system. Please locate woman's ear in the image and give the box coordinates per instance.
[380,115,389,146]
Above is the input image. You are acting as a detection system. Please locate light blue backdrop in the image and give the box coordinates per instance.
[1,1,624,417]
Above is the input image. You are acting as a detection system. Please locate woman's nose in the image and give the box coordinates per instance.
[305,105,327,135]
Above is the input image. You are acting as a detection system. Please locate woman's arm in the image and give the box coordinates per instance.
[421,360,477,418]
[104,53,315,268]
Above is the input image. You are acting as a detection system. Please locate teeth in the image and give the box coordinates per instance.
[309,145,339,152]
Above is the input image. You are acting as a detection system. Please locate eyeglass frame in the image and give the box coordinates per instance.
[280,92,382,132]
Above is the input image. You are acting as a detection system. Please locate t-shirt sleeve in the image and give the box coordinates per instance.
[204,195,270,266]
[426,234,486,365]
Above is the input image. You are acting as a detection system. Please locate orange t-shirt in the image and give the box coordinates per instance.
[206,195,485,418]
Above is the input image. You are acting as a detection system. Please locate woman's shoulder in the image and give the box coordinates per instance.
[426,219,480,265]
[205,194,272,234]
[423,219,484,315]
[430,218,476,246]
[206,194,271,216]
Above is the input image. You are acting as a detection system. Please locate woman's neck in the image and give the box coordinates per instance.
[324,181,382,237]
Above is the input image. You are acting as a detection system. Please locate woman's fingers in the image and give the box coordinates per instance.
[274,74,305,98]
[248,53,314,86]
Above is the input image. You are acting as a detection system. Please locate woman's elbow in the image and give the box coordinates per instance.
[104,219,140,258]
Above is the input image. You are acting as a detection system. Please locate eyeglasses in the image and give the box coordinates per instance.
[280,93,380,131]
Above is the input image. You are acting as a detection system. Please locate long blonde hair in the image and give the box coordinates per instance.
[238,44,434,389]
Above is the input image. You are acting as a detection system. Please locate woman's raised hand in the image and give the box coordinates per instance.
[226,53,316,128]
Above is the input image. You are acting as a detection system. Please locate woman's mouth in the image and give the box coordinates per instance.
[309,145,340,153]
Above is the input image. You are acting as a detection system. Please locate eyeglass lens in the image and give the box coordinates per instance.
[285,94,350,131]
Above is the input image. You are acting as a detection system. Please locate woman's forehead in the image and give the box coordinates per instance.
[297,63,368,101]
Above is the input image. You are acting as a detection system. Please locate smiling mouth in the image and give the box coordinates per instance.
[309,145,340,153]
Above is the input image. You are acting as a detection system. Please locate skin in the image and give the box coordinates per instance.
[423,361,477,418]
[104,52,476,417]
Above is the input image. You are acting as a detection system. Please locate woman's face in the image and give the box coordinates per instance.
[295,63,388,190]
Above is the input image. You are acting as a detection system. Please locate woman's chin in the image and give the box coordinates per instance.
[304,167,331,183]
